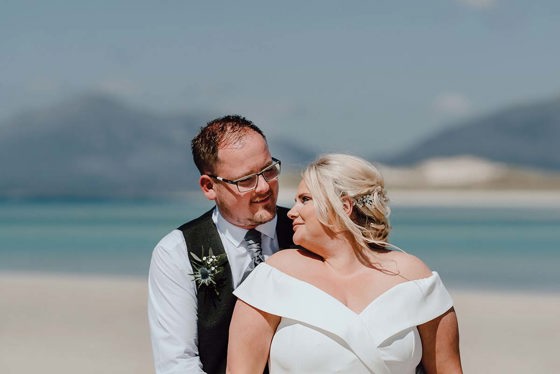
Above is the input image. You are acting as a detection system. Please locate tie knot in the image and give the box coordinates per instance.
[244,229,261,247]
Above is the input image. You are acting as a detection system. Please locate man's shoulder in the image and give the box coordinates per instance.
[275,206,293,225]
[276,206,291,218]
[150,229,190,273]
[178,208,215,231]
[154,229,186,253]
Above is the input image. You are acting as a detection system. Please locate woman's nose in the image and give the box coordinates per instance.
[287,204,298,219]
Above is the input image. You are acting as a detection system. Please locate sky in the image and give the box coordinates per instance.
[2,0,560,157]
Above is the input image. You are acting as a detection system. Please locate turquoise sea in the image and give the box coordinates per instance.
[1,199,559,292]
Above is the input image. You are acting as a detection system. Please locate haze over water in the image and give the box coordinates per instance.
[1,199,558,292]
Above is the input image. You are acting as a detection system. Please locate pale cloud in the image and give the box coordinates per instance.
[456,0,498,10]
[96,79,140,97]
[219,97,307,122]
[25,78,63,93]
[433,92,472,118]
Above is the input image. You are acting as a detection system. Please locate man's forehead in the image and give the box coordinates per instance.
[218,127,260,150]
[215,152,272,177]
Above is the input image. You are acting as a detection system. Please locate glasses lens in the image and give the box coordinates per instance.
[236,175,258,192]
[262,162,281,181]
[234,159,281,193]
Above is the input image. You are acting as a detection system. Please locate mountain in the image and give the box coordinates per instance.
[385,96,560,171]
[4,92,560,199]
[378,156,560,190]
[0,94,314,199]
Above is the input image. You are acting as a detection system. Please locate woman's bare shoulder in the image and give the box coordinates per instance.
[378,249,433,280]
[266,248,321,275]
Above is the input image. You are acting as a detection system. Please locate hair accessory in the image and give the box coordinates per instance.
[355,186,386,209]
[355,194,374,208]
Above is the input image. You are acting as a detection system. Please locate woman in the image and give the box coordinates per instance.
[227,154,462,373]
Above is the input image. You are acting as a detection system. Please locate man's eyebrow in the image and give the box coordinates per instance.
[231,160,274,180]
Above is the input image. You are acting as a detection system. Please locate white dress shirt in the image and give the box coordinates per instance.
[148,208,280,374]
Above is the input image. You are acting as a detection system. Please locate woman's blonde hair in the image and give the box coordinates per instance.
[302,153,391,262]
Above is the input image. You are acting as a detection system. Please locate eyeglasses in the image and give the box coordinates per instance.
[208,158,281,193]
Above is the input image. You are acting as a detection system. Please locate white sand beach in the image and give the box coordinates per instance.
[1,272,558,374]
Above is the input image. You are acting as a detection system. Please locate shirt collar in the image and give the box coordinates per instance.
[213,207,278,247]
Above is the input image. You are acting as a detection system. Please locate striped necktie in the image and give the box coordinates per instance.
[241,229,264,281]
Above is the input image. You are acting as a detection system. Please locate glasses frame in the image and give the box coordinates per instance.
[208,157,281,193]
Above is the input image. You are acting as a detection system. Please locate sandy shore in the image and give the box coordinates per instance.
[1,273,558,374]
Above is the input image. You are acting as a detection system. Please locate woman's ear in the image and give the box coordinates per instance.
[199,175,217,200]
[341,197,354,216]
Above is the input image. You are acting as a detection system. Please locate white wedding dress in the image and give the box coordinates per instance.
[233,263,453,374]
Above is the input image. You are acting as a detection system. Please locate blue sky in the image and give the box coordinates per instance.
[2,0,560,157]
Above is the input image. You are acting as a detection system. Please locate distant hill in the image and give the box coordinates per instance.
[378,156,560,190]
[4,92,560,199]
[0,94,314,199]
[385,96,560,171]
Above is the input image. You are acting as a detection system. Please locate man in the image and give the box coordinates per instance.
[148,115,295,373]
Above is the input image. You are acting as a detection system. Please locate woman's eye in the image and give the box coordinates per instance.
[301,196,312,203]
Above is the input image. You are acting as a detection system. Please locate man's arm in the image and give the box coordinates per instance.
[148,230,205,374]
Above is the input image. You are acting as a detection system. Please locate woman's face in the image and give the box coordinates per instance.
[287,180,329,249]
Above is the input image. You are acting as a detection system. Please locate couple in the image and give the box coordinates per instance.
[148,115,462,373]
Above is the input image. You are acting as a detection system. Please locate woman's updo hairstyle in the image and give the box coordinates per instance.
[302,154,391,255]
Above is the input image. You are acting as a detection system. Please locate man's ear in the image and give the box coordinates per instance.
[341,197,354,216]
[199,175,217,201]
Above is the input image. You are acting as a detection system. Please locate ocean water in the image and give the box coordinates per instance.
[1,199,559,292]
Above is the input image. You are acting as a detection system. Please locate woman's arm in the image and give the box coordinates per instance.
[227,299,280,374]
[418,307,463,374]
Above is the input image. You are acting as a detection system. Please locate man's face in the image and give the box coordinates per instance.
[200,131,279,229]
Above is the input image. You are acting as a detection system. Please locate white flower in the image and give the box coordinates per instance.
[189,247,227,295]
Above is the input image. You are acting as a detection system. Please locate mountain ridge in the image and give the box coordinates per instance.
[0,93,314,198]
[1,92,559,198]
[384,95,560,171]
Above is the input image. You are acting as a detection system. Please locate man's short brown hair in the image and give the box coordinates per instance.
[191,115,266,174]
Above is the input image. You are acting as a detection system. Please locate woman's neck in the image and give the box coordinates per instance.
[321,242,365,275]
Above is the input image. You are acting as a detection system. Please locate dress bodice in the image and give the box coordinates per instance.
[234,263,453,374]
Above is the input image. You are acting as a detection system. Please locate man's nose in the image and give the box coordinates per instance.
[254,174,271,193]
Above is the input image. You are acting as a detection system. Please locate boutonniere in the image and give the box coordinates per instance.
[189,247,227,295]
